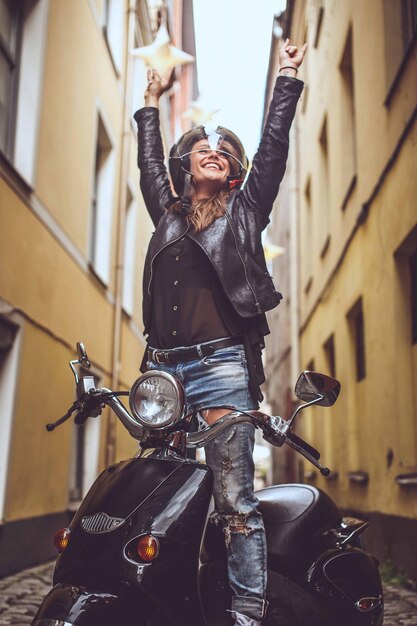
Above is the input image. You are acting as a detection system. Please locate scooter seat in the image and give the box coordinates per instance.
[201,484,341,575]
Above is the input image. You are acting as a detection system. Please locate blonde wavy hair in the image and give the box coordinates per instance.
[188,190,230,231]
[170,190,229,231]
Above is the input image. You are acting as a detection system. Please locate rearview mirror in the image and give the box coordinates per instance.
[295,371,341,407]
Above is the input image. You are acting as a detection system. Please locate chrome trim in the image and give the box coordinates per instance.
[339,518,369,546]
[32,620,74,625]
[129,371,184,429]
[355,596,383,612]
[102,390,144,439]
[187,411,255,447]
[81,511,124,534]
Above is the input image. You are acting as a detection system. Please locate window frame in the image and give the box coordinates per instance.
[347,297,366,383]
[0,313,22,522]
[88,110,116,287]
[0,0,23,160]
[383,0,417,106]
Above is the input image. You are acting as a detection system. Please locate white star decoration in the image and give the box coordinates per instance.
[263,243,286,261]
[182,96,220,125]
[131,24,194,77]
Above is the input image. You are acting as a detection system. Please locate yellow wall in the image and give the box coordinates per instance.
[288,0,417,519]
[300,126,417,514]
[0,0,170,525]
[1,182,114,368]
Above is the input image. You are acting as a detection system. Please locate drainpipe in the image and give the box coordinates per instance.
[106,0,137,466]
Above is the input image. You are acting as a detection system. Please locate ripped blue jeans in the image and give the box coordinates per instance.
[145,343,267,621]
[205,422,267,621]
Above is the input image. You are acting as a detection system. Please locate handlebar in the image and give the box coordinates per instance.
[186,409,330,476]
[186,410,256,448]
[46,382,330,475]
[45,389,143,439]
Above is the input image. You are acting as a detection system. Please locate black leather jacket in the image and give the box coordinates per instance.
[135,76,303,336]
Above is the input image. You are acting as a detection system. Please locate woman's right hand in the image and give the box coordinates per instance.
[144,69,174,107]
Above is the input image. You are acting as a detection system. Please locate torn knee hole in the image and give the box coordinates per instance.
[221,513,256,547]
[229,513,248,533]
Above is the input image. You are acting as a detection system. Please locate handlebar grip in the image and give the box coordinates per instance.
[287,432,321,460]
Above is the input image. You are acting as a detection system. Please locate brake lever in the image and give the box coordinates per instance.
[255,412,329,476]
[286,432,321,461]
[286,437,330,476]
[45,400,81,431]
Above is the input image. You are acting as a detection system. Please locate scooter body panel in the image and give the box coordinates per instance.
[52,456,213,626]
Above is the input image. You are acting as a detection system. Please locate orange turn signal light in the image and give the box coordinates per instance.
[53,527,71,553]
[137,534,160,561]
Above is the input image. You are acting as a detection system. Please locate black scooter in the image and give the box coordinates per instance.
[32,343,383,626]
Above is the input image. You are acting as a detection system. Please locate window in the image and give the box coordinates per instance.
[131,31,147,119]
[301,25,309,113]
[318,115,330,257]
[313,5,324,48]
[347,298,366,382]
[122,187,137,316]
[89,115,115,286]
[339,26,357,209]
[395,225,417,345]
[302,176,313,293]
[0,0,49,184]
[383,0,417,100]
[0,0,22,158]
[323,334,336,378]
[306,358,315,372]
[0,316,20,521]
[103,0,124,74]
[411,251,417,345]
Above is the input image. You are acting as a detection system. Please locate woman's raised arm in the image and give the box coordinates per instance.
[240,40,307,230]
[134,70,176,227]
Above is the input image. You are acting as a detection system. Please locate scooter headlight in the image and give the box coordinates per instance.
[129,371,184,429]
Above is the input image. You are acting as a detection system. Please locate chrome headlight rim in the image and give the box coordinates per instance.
[129,370,184,429]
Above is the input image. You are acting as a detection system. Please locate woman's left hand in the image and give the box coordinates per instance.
[279,38,308,70]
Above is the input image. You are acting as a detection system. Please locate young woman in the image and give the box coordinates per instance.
[134,39,307,626]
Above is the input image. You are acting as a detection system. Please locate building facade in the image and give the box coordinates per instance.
[0,0,196,575]
[264,0,417,577]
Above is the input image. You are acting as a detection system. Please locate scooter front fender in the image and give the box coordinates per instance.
[31,583,119,626]
[31,582,158,626]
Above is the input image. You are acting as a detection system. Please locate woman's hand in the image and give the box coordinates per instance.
[144,69,175,107]
[278,38,308,77]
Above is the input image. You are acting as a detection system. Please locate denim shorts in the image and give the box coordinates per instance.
[145,343,258,414]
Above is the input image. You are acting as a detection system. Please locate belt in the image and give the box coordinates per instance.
[147,336,242,365]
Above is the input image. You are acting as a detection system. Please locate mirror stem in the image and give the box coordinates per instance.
[287,394,324,428]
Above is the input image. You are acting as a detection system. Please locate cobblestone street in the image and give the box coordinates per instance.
[0,563,53,626]
[0,561,416,625]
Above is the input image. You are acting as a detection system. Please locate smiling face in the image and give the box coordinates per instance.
[189,139,232,194]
